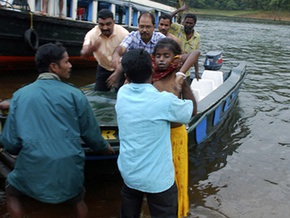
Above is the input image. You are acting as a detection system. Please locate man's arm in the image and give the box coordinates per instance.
[170,3,188,20]
[111,45,126,69]
[182,81,197,116]
[106,45,127,88]
[80,41,101,59]
[179,50,201,80]
[168,33,182,49]
[174,71,197,116]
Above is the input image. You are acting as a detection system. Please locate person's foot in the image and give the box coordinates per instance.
[35,11,47,16]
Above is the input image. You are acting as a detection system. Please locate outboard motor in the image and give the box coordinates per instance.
[204,51,223,71]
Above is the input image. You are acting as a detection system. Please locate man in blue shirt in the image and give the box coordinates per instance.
[1,42,114,218]
[115,48,194,217]
[107,12,165,88]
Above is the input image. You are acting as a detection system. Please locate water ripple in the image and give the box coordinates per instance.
[192,15,290,217]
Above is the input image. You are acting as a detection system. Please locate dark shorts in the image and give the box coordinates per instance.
[5,180,85,205]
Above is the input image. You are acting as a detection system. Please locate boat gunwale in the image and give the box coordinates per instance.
[187,62,247,133]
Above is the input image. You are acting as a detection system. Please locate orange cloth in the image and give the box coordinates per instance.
[171,124,189,217]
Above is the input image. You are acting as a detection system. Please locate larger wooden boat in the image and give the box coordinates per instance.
[0,0,175,71]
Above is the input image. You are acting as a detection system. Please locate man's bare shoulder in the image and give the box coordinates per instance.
[167,33,182,47]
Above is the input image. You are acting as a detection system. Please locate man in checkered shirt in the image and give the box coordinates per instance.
[107,12,165,88]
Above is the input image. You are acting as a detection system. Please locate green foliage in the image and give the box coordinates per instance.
[226,0,239,10]
[269,0,290,10]
[152,0,290,10]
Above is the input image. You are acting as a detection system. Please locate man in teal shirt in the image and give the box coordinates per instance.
[1,42,114,217]
[116,48,194,217]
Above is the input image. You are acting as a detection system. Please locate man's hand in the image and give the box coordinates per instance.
[80,41,101,59]
[107,144,115,154]
[0,100,10,110]
[196,74,201,81]
[180,3,189,12]
[111,56,120,70]
[106,64,123,88]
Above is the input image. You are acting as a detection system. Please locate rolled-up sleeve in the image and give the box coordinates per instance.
[77,95,108,152]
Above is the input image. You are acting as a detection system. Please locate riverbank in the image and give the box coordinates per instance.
[190,9,290,22]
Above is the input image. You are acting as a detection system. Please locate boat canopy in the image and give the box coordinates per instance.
[23,0,176,28]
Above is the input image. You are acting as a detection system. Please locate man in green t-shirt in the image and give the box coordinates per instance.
[169,4,201,81]
[169,13,200,54]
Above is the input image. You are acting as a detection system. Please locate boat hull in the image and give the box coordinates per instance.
[187,63,247,146]
[0,8,97,71]
[0,0,174,72]
[0,62,246,164]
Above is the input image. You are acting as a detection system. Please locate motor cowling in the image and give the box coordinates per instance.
[204,51,223,71]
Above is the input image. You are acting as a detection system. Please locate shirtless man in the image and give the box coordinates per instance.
[158,13,200,82]
[158,14,182,48]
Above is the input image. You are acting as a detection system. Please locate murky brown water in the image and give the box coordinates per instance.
[1,15,290,218]
[0,68,96,100]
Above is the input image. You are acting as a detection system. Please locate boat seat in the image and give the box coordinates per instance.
[201,70,223,89]
[190,78,214,102]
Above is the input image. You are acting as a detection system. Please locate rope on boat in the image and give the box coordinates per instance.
[30,11,34,29]
[24,12,39,51]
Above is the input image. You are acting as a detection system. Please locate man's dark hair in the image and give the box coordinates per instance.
[35,42,66,73]
[138,12,155,25]
[159,13,172,24]
[121,49,152,83]
[153,38,182,56]
[184,14,197,23]
[98,9,114,20]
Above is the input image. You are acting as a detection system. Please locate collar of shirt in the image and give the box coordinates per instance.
[181,27,197,39]
[136,31,163,45]
[127,83,156,92]
[37,73,61,81]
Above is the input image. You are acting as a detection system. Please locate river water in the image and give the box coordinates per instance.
[1,15,290,217]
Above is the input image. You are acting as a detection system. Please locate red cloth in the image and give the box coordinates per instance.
[152,56,179,82]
